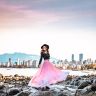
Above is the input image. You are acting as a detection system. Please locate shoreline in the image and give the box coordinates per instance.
[0,68,95,77]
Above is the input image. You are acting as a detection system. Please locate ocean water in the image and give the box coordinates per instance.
[0,68,93,76]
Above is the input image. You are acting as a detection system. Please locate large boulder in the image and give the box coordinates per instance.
[7,88,20,95]
[78,81,91,89]
[91,84,96,91]
[0,84,5,90]
[16,91,30,96]
[75,84,96,96]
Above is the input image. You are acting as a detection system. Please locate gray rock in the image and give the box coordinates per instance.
[91,84,96,91]
[75,85,96,96]
[39,91,53,96]
[78,81,91,89]
[57,90,71,96]
[16,91,30,96]
[49,85,65,92]
[29,91,53,96]
[0,85,5,90]
[7,88,20,95]
[62,90,75,96]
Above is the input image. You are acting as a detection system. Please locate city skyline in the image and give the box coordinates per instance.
[0,52,94,63]
[0,0,96,60]
[0,53,95,69]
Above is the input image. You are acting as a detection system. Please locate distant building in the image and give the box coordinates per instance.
[83,60,87,64]
[32,60,37,68]
[8,58,12,67]
[64,59,68,64]
[86,58,92,64]
[0,62,2,66]
[79,53,83,62]
[15,62,17,66]
[72,54,74,62]
[25,61,28,67]
[17,58,20,65]
[52,61,56,64]
[95,60,96,63]
[27,60,32,67]
[22,60,25,65]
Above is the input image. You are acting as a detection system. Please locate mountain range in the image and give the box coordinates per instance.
[0,52,58,63]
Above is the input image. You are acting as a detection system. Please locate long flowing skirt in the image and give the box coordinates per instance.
[28,60,69,87]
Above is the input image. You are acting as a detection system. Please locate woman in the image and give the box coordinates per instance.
[28,44,69,88]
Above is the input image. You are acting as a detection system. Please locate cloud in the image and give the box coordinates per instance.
[0,1,61,29]
[0,0,95,32]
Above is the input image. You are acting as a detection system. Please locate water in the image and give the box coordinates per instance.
[0,68,92,76]
[0,68,38,76]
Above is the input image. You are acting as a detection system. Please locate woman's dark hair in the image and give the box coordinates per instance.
[41,44,49,53]
[41,44,49,49]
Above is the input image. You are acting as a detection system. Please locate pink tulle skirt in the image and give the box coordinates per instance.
[28,60,69,87]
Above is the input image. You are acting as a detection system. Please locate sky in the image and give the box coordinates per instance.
[0,0,96,61]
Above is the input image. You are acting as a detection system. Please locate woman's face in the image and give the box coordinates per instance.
[42,46,47,51]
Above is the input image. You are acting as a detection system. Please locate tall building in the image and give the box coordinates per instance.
[64,59,68,64]
[8,58,12,67]
[32,60,37,68]
[27,60,32,67]
[17,58,20,65]
[79,53,83,61]
[22,60,26,66]
[0,62,1,67]
[72,54,74,61]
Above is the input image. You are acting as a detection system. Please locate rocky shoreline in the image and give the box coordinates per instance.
[0,74,96,96]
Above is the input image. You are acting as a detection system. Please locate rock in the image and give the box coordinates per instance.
[0,74,3,78]
[0,85,5,90]
[0,90,6,95]
[58,92,68,96]
[0,93,7,96]
[91,84,96,91]
[21,81,27,86]
[8,84,15,87]
[7,88,20,95]
[0,74,95,96]
[75,77,82,81]
[28,87,39,94]
[69,77,82,86]
[66,87,76,93]
[36,86,50,91]
[93,79,96,83]
[75,84,96,96]
[16,91,30,96]
[65,75,73,81]
[74,81,80,86]
[62,90,74,96]
[49,85,65,91]
[78,81,91,89]
[39,91,52,96]
[81,85,91,94]
[14,74,19,77]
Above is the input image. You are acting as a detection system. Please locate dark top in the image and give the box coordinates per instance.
[39,52,50,64]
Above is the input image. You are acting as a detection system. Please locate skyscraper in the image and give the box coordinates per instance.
[17,58,20,65]
[72,54,74,61]
[79,53,83,61]
[8,58,12,67]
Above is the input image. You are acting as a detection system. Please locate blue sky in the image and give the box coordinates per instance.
[0,0,96,60]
